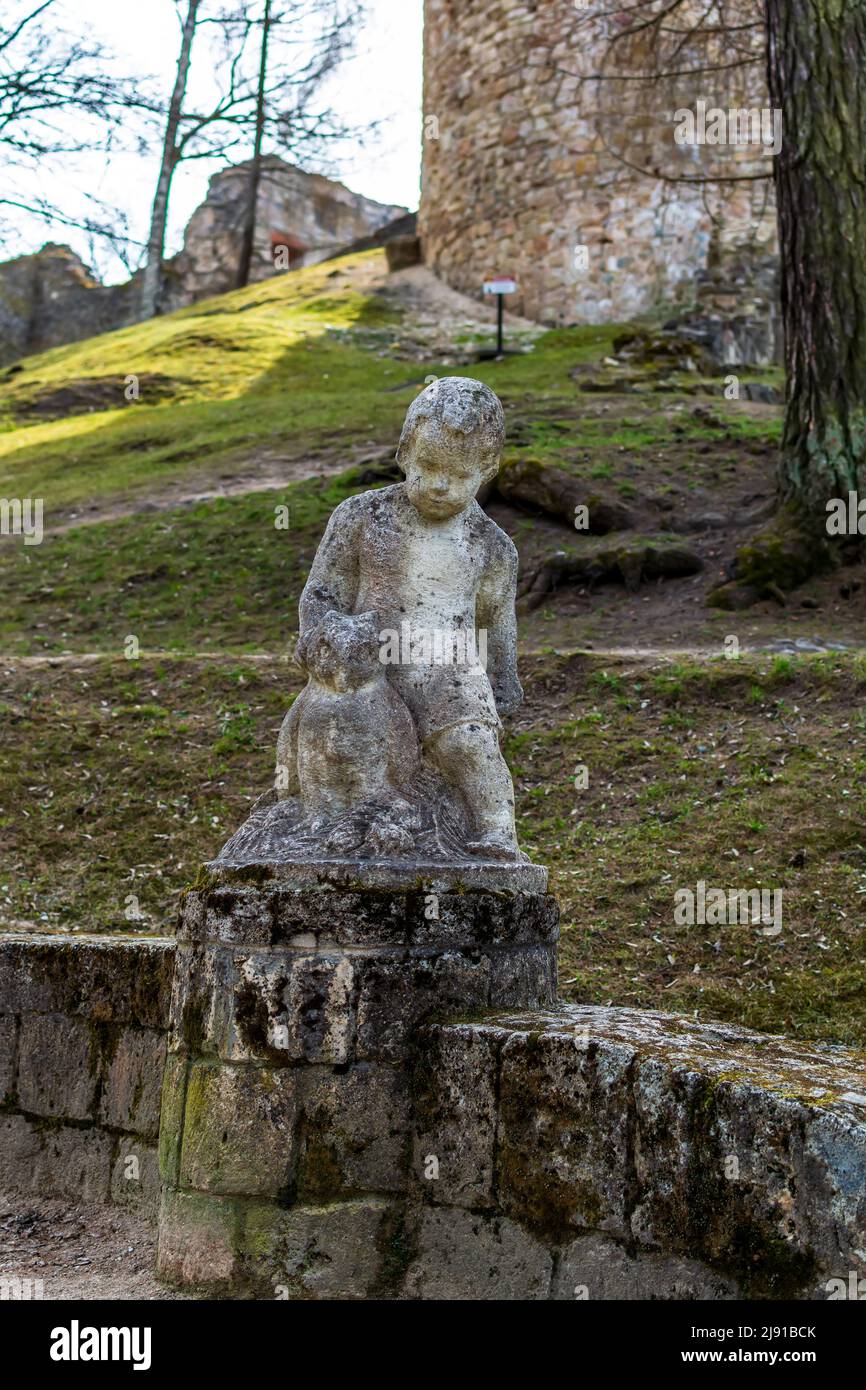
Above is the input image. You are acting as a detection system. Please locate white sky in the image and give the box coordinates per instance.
[5,0,423,281]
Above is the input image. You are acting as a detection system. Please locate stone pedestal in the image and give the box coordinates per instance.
[156,861,558,1297]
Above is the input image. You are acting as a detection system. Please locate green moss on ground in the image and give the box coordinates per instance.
[2,650,865,1048]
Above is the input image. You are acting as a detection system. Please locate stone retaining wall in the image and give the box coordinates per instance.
[405,1007,866,1300]
[0,935,174,1215]
[2,931,864,1298]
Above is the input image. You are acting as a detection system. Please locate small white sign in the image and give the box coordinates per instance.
[483,278,517,295]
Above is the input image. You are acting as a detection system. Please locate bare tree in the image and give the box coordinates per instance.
[0,0,150,269]
[140,0,365,314]
[235,0,273,288]
[140,0,200,319]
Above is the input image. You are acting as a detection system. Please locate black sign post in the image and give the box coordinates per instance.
[483,277,517,357]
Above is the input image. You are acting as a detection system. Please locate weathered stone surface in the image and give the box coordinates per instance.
[0,935,174,1026]
[168,943,233,1057]
[406,889,559,950]
[0,1115,112,1203]
[416,1005,866,1298]
[412,1024,499,1208]
[355,949,491,1061]
[208,858,547,894]
[497,1024,634,1239]
[16,1014,99,1120]
[182,881,558,948]
[488,944,557,1008]
[157,1190,240,1287]
[243,1198,395,1299]
[403,1207,553,1300]
[552,1233,739,1301]
[0,1015,16,1101]
[158,1053,188,1188]
[167,156,405,306]
[179,1062,298,1197]
[420,0,779,358]
[298,1064,411,1198]
[111,1139,161,1214]
[99,1028,166,1138]
[230,952,356,1064]
[0,934,175,1215]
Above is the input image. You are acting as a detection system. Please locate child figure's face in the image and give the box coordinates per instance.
[402,421,495,521]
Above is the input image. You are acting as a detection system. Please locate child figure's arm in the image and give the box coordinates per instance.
[297,496,362,655]
[477,528,523,718]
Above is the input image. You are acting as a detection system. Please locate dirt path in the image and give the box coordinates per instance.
[0,1194,197,1301]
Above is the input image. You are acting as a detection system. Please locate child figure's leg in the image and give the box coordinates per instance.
[426,722,517,858]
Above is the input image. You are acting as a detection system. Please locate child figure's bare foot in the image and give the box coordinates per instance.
[466,830,518,861]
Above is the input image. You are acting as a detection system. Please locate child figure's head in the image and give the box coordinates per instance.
[396,376,505,521]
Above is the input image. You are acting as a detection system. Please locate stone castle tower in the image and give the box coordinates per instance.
[419,0,778,341]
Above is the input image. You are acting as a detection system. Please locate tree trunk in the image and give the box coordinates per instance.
[236,0,272,289]
[767,0,866,515]
[140,0,199,320]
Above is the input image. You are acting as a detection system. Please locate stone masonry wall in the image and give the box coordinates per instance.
[420,0,778,328]
[405,1006,866,1300]
[3,929,865,1298]
[0,935,174,1216]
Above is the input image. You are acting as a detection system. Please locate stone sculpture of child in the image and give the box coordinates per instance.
[294,375,523,860]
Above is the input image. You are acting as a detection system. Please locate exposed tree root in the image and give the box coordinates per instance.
[497,457,634,533]
[707,504,836,610]
[518,540,703,610]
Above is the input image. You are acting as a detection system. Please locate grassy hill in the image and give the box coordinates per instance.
[2,248,865,1046]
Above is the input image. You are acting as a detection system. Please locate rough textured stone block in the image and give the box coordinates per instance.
[17,1014,99,1120]
[406,891,559,951]
[157,1190,241,1286]
[552,1233,739,1301]
[111,1139,161,1215]
[488,945,557,1007]
[298,1064,411,1198]
[412,1024,500,1208]
[403,1207,553,1300]
[168,944,233,1057]
[179,1062,298,1196]
[0,1115,112,1202]
[0,1016,16,1102]
[0,937,174,1026]
[243,1198,394,1299]
[429,1004,866,1299]
[356,950,491,1061]
[158,1052,188,1186]
[496,1025,634,1239]
[201,886,274,946]
[268,889,408,948]
[801,1109,866,1275]
[230,953,356,1064]
[99,1028,166,1138]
